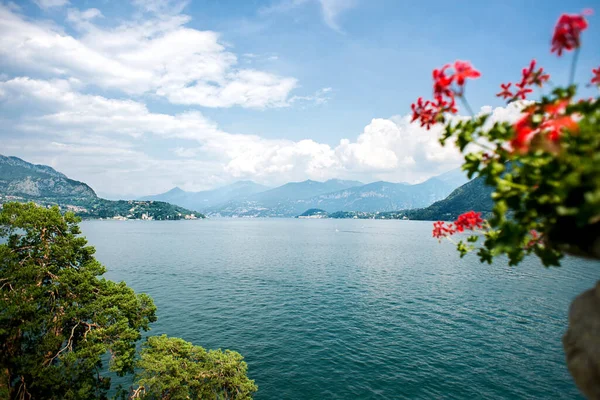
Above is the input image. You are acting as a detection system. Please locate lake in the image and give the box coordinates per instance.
[81,218,596,399]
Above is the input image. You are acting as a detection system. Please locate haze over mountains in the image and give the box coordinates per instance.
[139,181,271,210]
[142,168,470,217]
[0,154,495,221]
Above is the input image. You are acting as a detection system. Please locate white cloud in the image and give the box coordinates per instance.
[34,0,69,10]
[0,76,523,196]
[66,8,103,30]
[260,0,357,32]
[131,0,190,15]
[319,0,356,31]
[290,86,332,106]
[0,5,301,109]
[160,69,297,108]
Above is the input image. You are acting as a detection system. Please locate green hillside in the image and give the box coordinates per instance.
[0,155,204,220]
[407,177,494,221]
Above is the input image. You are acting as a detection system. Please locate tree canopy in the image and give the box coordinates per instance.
[0,202,256,399]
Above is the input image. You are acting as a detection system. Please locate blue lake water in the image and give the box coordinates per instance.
[80,219,597,399]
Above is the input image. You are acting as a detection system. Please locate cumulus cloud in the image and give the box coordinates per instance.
[0,2,525,197]
[0,76,524,196]
[0,5,299,108]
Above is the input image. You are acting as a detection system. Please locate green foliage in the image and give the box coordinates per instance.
[0,202,255,399]
[0,197,204,221]
[133,335,257,400]
[297,208,329,217]
[0,202,157,399]
[77,199,205,220]
[440,93,600,266]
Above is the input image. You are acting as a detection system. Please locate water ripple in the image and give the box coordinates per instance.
[81,219,595,399]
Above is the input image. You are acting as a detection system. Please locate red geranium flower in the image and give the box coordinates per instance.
[434,94,458,114]
[526,230,541,249]
[453,60,481,86]
[551,13,589,56]
[454,211,484,232]
[515,83,533,100]
[544,98,570,116]
[592,66,600,85]
[540,115,578,142]
[496,83,513,99]
[411,97,439,130]
[521,60,550,87]
[432,65,454,99]
[511,114,535,151]
[497,60,550,103]
[433,221,456,239]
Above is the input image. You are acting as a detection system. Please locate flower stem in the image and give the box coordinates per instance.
[474,142,496,152]
[569,47,580,87]
[459,95,475,117]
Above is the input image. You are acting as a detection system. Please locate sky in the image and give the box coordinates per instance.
[0,0,598,198]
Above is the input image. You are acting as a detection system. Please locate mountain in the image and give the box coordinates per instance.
[407,177,494,221]
[207,179,364,217]
[0,155,202,220]
[0,154,474,220]
[433,167,470,189]
[302,177,461,213]
[139,180,270,211]
[0,155,96,199]
[248,179,363,205]
[207,174,466,217]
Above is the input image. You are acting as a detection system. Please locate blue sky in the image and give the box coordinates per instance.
[0,0,598,197]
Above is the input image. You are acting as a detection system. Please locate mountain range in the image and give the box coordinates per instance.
[0,155,202,220]
[293,177,495,221]
[0,154,494,221]
[139,180,270,210]
[142,168,469,217]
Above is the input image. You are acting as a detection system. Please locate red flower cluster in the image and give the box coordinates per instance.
[496,60,550,101]
[510,99,578,152]
[432,220,455,239]
[551,12,590,56]
[411,61,480,130]
[454,211,484,232]
[592,67,600,86]
[411,98,439,130]
[432,211,484,239]
[526,230,542,249]
[452,61,482,90]
[433,65,454,98]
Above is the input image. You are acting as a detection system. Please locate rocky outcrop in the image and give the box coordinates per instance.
[0,155,96,199]
[563,282,600,399]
